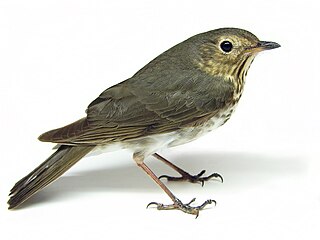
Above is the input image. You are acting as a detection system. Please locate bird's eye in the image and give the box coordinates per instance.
[220,41,233,53]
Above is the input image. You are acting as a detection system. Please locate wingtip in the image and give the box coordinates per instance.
[38,129,59,142]
[8,204,14,210]
[7,197,17,210]
[38,132,50,142]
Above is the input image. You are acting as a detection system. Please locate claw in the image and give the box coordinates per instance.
[146,202,160,209]
[202,172,224,183]
[196,170,206,177]
[158,174,174,180]
[185,198,196,206]
[146,197,216,217]
[199,199,216,207]
[146,201,176,210]
[159,170,223,186]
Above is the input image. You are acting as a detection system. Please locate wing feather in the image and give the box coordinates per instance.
[39,70,234,145]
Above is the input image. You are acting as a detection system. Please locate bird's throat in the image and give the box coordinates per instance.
[196,55,255,101]
[232,55,255,98]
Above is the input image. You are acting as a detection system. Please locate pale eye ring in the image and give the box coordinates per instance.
[220,41,233,53]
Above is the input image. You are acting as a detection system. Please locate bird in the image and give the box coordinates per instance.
[8,28,280,217]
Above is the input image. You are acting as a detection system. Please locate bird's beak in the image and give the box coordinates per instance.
[257,41,281,50]
[247,41,281,54]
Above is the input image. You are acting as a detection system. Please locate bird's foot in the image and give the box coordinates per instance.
[147,197,215,218]
[159,170,223,186]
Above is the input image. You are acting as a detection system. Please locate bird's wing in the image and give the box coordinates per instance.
[39,70,234,145]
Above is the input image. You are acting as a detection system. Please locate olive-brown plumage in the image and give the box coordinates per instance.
[8,28,280,216]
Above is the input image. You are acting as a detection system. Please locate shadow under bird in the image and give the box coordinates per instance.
[8,28,280,217]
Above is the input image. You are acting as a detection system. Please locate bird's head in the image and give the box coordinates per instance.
[195,28,280,80]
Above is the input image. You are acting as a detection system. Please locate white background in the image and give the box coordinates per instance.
[1,0,319,239]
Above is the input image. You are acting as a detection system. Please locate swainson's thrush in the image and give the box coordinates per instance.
[8,28,280,216]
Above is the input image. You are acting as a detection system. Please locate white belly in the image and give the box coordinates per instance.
[90,105,236,158]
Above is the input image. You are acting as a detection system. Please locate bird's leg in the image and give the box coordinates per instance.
[152,153,223,186]
[134,153,215,217]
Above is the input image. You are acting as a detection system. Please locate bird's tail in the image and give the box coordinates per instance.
[8,145,94,209]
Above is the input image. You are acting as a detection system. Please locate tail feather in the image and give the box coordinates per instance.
[8,145,94,209]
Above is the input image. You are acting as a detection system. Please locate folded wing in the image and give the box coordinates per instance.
[39,70,234,145]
